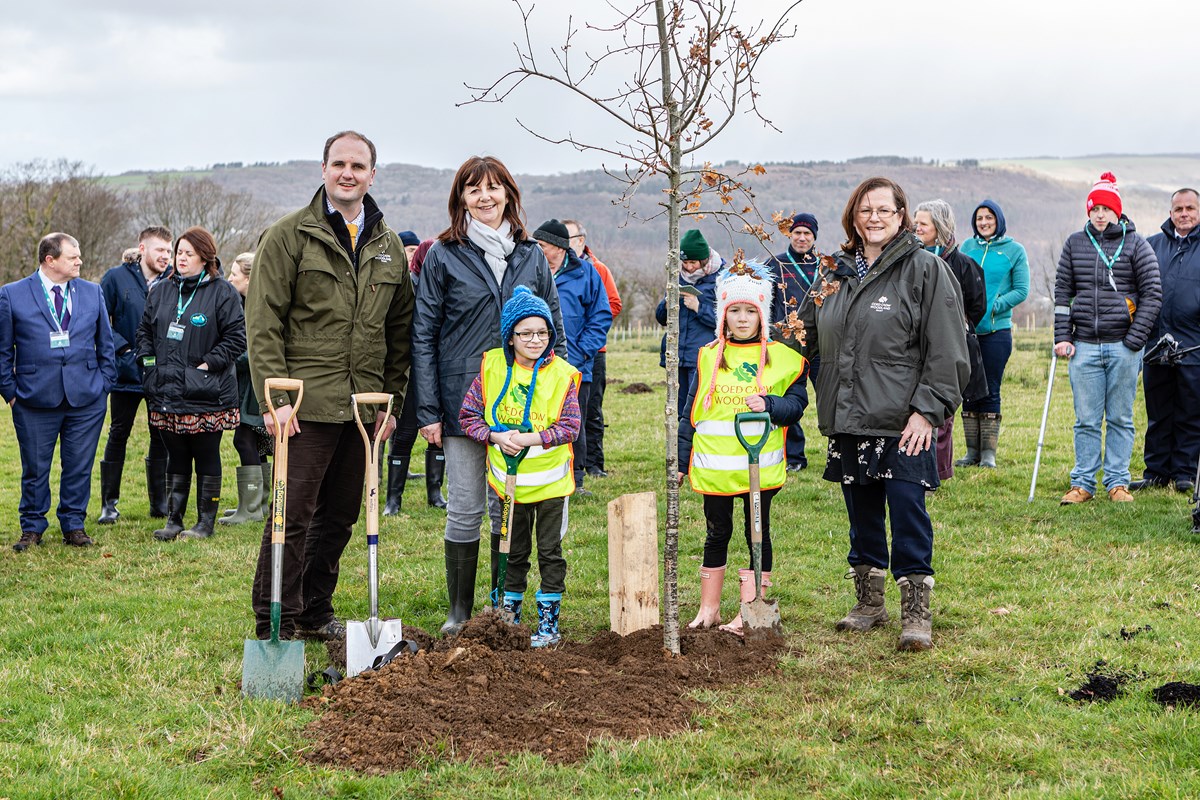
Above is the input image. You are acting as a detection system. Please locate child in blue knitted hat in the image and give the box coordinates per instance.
[459,286,581,646]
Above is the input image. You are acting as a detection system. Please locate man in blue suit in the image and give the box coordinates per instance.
[0,232,117,550]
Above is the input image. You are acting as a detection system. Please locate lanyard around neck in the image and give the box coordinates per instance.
[1086,222,1127,271]
[784,249,817,289]
[40,280,70,332]
[175,274,207,322]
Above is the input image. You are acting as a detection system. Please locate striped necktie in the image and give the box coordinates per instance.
[53,285,70,329]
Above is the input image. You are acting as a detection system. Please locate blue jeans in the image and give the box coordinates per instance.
[1067,341,1143,493]
[963,328,1012,414]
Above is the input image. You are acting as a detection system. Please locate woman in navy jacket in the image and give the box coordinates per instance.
[137,227,245,542]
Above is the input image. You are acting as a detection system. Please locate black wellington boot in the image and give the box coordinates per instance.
[181,475,222,539]
[97,460,122,524]
[153,473,191,541]
[383,454,410,517]
[426,446,448,510]
[146,458,169,518]
[441,539,479,636]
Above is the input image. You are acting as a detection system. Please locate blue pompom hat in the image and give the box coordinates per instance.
[492,286,557,431]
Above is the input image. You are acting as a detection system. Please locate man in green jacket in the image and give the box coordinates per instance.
[247,131,414,641]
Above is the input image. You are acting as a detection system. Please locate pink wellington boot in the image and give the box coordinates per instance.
[687,565,726,628]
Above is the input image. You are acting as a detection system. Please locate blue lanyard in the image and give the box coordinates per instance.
[40,280,70,332]
[175,274,207,322]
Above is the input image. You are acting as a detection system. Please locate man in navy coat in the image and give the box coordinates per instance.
[0,232,117,550]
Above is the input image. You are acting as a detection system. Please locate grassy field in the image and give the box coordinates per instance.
[1,330,1199,799]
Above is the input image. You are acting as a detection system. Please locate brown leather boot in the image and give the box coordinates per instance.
[836,565,889,631]
[897,574,934,651]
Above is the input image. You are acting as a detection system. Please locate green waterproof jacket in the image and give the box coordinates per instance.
[246,188,414,423]
[799,233,970,437]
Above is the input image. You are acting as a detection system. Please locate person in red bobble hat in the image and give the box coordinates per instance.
[1054,173,1162,505]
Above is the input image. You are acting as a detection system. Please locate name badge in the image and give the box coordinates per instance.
[50,331,70,349]
[167,322,185,341]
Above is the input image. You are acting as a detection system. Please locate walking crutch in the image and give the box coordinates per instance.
[1028,352,1058,503]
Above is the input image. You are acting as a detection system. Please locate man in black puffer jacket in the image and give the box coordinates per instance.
[1054,173,1161,505]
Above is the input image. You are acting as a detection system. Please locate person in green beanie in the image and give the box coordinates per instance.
[656,229,722,419]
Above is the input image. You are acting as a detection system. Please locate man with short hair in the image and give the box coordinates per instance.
[563,219,621,477]
[1133,188,1200,493]
[533,219,612,496]
[247,131,414,641]
[767,213,822,471]
[96,226,173,523]
[0,233,116,550]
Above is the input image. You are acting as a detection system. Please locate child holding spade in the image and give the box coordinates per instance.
[459,286,581,647]
[678,261,808,635]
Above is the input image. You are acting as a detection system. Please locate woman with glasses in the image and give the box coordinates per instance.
[913,200,988,480]
[800,177,969,651]
[412,156,566,636]
[957,199,1030,468]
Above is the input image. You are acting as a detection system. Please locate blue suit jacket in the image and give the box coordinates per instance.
[0,273,117,408]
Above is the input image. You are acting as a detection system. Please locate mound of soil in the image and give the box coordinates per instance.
[1151,681,1200,709]
[303,615,782,773]
[1069,660,1137,703]
[619,382,654,394]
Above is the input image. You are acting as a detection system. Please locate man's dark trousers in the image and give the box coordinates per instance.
[12,395,107,534]
[251,421,368,638]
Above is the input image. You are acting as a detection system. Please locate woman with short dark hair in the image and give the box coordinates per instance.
[137,226,245,542]
[412,156,566,635]
[801,177,969,651]
[957,199,1030,468]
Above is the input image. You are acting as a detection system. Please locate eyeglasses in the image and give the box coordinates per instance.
[857,207,899,220]
[513,330,550,342]
[569,234,585,240]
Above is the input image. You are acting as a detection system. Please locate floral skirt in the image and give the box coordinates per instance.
[822,433,940,490]
[150,407,240,435]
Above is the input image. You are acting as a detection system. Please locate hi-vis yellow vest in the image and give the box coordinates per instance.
[689,341,805,495]
[482,348,581,503]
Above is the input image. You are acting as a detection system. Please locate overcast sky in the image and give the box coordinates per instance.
[0,0,1189,176]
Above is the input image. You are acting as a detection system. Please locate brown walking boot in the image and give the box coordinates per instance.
[836,565,889,632]
[896,574,934,651]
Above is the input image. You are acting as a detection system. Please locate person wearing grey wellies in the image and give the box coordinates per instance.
[412,155,565,635]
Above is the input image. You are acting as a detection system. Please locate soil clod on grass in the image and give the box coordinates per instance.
[619,382,654,394]
[303,622,782,773]
[1069,660,1138,703]
[1118,624,1152,640]
[1151,681,1200,709]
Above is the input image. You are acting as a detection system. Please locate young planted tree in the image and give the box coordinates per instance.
[466,0,803,654]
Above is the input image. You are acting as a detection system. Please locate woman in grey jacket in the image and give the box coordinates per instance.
[1054,173,1161,505]
[801,177,969,651]
[412,155,565,635]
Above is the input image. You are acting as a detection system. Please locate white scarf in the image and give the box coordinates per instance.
[466,217,515,286]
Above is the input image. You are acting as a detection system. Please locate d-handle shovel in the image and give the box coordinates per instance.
[346,392,406,678]
[733,411,783,641]
[242,378,306,702]
[492,424,531,622]
[1028,352,1058,503]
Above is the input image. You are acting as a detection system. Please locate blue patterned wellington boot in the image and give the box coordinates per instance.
[500,591,523,624]
[531,592,562,648]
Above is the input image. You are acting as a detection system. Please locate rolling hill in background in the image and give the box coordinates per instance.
[110,154,1199,326]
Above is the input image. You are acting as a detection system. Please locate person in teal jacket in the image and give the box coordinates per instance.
[956,199,1029,468]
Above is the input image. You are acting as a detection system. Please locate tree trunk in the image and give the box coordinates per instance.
[656,0,683,657]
